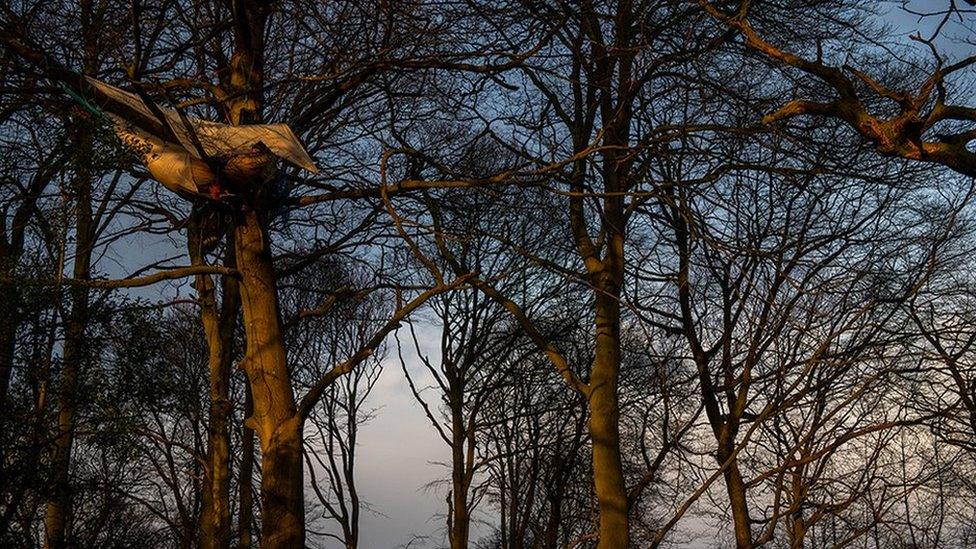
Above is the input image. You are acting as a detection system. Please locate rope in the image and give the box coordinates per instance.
[58,78,108,122]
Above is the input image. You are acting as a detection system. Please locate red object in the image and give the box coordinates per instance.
[206,183,223,200]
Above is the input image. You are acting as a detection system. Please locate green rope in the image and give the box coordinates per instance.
[59,81,108,122]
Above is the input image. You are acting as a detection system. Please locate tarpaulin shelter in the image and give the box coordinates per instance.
[81,77,318,200]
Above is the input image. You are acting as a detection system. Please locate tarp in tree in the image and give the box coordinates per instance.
[85,77,318,199]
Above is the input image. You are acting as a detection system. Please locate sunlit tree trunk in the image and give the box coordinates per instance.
[192,216,239,549]
[45,3,101,541]
[590,276,628,549]
[223,2,306,546]
[234,206,304,548]
[575,3,634,542]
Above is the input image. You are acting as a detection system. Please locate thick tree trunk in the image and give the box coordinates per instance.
[449,490,470,549]
[45,256,88,549]
[255,417,304,548]
[223,3,305,543]
[590,291,629,549]
[45,150,93,549]
[45,7,100,544]
[234,206,304,548]
[199,320,236,549]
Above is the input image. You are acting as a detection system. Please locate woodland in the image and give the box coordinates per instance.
[4,1,976,548]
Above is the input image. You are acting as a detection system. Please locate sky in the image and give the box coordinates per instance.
[338,327,469,549]
[94,3,976,549]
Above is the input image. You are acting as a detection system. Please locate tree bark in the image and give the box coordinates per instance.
[45,5,100,542]
[193,216,239,549]
[718,449,753,549]
[449,411,471,549]
[234,205,304,548]
[45,283,88,549]
[590,290,629,549]
[789,469,806,549]
[222,2,306,546]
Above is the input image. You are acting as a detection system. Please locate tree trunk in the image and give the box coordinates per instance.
[45,287,87,549]
[718,447,753,549]
[45,144,94,549]
[233,205,304,548]
[239,384,255,549]
[590,291,629,549]
[220,2,306,542]
[542,490,562,549]
[449,401,470,549]
[193,217,239,549]
[255,417,304,548]
[450,503,469,549]
[790,514,806,549]
[45,6,100,544]
[789,469,806,549]
[44,269,86,549]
